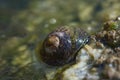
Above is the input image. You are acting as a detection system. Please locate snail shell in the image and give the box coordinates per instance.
[37,26,90,66]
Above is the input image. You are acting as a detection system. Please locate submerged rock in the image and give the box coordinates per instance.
[35,18,120,80]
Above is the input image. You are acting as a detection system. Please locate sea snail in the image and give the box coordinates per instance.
[36,26,90,66]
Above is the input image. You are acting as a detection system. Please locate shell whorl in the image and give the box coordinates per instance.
[39,26,90,66]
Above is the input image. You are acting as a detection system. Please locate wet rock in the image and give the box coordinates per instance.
[50,19,120,80]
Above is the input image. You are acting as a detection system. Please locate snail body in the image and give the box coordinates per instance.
[37,26,90,66]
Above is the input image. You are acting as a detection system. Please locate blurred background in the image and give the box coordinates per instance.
[0,0,120,80]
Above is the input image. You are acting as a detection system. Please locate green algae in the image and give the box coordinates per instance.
[0,0,120,80]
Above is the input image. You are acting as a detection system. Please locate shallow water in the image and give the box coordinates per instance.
[0,0,120,80]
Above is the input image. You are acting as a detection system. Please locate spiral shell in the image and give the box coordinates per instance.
[37,26,90,66]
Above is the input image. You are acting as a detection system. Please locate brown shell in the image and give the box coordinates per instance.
[37,26,90,66]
